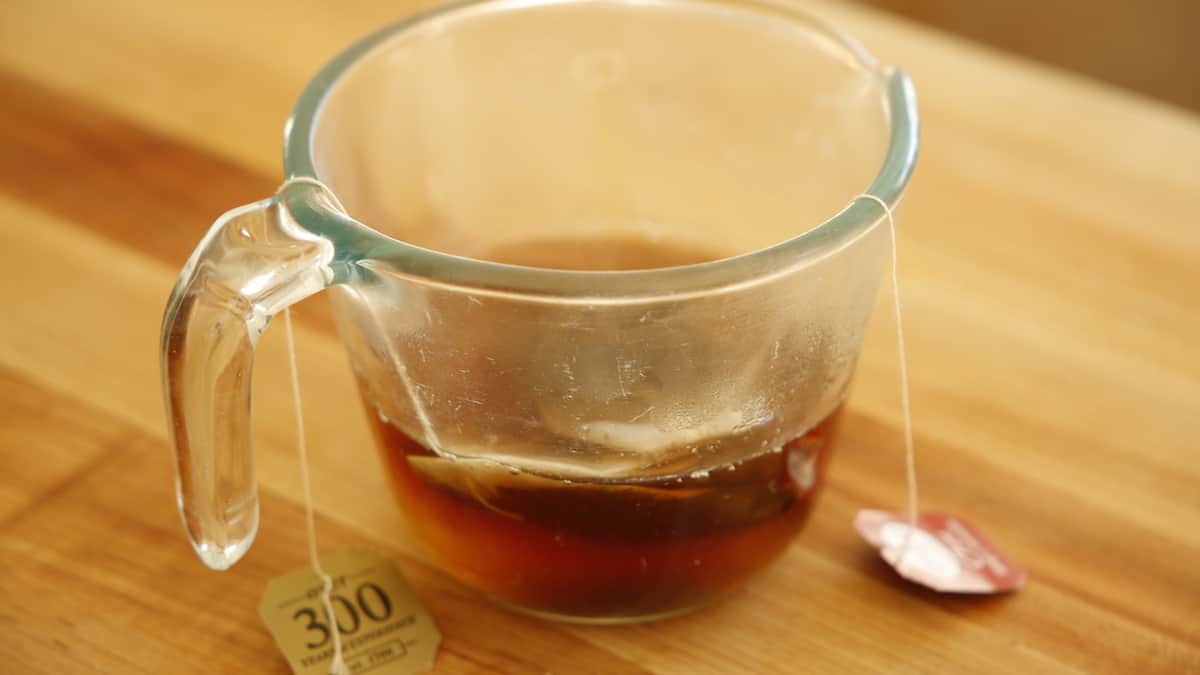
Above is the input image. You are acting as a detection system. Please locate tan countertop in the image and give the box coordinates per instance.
[1,0,1197,672]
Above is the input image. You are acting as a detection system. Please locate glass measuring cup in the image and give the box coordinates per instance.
[161,0,917,622]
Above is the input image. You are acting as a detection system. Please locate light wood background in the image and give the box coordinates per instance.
[858,0,1200,112]
[0,0,1198,673]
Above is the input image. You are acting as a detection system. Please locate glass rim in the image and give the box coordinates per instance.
[282,0,919,298]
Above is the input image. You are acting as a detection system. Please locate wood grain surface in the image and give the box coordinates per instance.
[855,0,1200,112]
[1,1,1198,673]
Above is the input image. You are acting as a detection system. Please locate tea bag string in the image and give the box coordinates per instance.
[279,176,444,459]
[854,194,919,567]
[283,308,349,675]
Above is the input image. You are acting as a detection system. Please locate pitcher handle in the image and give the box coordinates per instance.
[161,180,340,570]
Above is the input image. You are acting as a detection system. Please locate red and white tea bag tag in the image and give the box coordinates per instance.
[851,197,1027,596]
[854,510,1026,593]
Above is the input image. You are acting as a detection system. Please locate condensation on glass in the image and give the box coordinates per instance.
[161,0,918,622]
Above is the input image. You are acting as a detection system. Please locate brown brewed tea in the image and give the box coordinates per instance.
[364,235,845,619]
[476,233,724,270]
[369,406,843,620]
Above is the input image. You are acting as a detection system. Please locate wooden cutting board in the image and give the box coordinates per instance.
[1,0,1198,672]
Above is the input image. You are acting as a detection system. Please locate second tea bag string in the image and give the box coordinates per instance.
[283,308,350,675]
[854,194,920,566]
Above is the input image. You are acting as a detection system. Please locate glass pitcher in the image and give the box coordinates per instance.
[161,0,917,623]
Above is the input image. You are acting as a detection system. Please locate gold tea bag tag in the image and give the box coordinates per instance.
[260,548,440,675]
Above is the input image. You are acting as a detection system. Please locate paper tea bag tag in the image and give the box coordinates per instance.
[854,510,1026,593]
[260,548,441,675]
